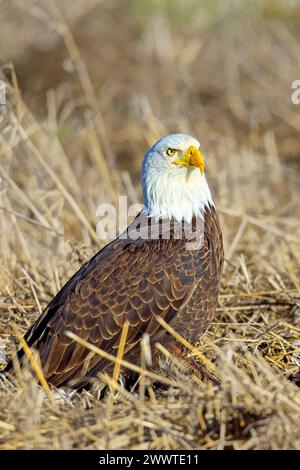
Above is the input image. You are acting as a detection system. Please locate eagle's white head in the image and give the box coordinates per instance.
[142,134,214,223]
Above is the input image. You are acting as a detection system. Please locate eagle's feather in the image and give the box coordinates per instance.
[5,134,224,388]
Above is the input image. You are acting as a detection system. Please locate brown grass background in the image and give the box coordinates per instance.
[0,0,300,449]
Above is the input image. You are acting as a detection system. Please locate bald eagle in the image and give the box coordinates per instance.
[5,134,224,388]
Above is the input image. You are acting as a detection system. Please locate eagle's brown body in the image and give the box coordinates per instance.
[6,206,223,388]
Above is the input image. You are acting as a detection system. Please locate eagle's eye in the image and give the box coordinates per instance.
[166,148,178,157]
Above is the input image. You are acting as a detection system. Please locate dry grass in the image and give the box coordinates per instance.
[0,0,300,450]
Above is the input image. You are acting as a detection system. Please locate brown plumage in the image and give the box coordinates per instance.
[5,133,224,388]
[5,209,223,388]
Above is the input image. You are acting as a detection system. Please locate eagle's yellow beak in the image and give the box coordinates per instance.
[173,145,205,174]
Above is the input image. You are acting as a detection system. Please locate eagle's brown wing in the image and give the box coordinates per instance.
[6,215,212,388]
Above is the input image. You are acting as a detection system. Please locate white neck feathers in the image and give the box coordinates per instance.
[143,165,214,223]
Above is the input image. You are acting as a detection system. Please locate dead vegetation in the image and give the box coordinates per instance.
[0,0,300,450]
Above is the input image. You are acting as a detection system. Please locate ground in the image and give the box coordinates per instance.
[0,0,300,450]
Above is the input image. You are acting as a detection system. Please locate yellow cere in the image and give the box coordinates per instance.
[172,145,205,174]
